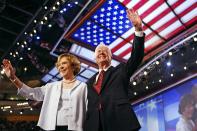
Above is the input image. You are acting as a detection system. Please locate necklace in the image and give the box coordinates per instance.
[63,78,76,84]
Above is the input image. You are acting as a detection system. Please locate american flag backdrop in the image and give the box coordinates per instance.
[133,96,166,131]
[66,0,196,61]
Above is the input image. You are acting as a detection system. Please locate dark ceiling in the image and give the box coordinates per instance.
[0,0,196,115]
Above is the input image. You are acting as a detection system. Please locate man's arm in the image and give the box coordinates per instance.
[125,9,145,76]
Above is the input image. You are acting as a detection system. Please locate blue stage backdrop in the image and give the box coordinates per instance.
[133,77,197,131]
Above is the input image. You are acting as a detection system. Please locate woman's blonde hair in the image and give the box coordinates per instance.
[56,53,81,76]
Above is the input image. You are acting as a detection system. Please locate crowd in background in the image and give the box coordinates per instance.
[0,118,42,131]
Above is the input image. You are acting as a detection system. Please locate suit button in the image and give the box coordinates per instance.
[98,103,102,110]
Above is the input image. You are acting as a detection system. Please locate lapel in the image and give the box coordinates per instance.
[89,72,99,94]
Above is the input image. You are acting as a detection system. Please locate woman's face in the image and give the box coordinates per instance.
[58,57,74,78]
[182,103,194,119]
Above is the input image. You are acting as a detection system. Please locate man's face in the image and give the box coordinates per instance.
[95,46,111,66]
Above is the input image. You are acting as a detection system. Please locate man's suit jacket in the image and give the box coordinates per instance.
[85,34,145,131]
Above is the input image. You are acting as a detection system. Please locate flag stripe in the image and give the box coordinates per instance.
[112,0,194,58]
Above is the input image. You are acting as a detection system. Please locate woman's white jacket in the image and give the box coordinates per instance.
[18,80,87,131]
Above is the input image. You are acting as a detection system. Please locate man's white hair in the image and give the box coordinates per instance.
[94,43,112,57]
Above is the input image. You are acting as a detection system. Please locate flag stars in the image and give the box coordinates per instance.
[81,37,85,40]
[87,27,91,30]
[94,15,98,19]
[100,38,104,41]
[87,22,91,25]
[106,18,110,22]
[114,5,119,9]
[112,22,117,25]
[80,28,85,31]
[106,40,110,44]
[126,20,130,24]
[74,34,79,37]
[107,7,112,11]
[119,26,123,29]
[108,0,113,5]
[99,34,103,37]
[101,8,105,12]
[100,19,104,23]
[93,25,97,29]
[107,12,111,16]
[80,33,84,36]
[147,100,156,111]
[119,21,123,25]
[120,10,125,14]
[113,17,117,21]
[118,30,123,34]
[113,11,118,15]
[100,14,104,17]
[125,25,130,28]
[112,27,117,30]
[119,16,124,20]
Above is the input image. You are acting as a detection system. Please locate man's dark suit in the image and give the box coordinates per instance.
[84,34,145,131]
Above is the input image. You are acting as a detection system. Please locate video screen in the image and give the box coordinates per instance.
[133,77,197,131]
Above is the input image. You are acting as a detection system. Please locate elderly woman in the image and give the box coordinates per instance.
[2,53,87,131]
[176,94,195,131]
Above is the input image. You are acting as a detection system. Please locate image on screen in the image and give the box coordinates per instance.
[133,77,197,131]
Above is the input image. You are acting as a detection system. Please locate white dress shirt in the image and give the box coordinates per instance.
[176,115,195,131]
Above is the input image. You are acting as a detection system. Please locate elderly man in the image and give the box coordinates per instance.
[84,9,145,131]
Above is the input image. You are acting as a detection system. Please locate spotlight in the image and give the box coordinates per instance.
[134,92,137,96]
[194,37,197,42]
[52,6,56,10]
[44,6,48,10]
[24,67,27,71]
[1,69,5,75]
[33,29,36,33]
[168,51,172,56]
[167,62,171,66]
[155,61,159,65]
[40,21,44,25]
[133,81,137,86]
[48,24,52,28]
[17,42,20,45]
[33,20,37,23]
[44,16,48,21]
[184,66,187,70]
[36,36,40,40]
[56,1,60,5]
[145,86,149,90]
[170,73,174,77]
[159,79,162,83]
[75,1,78,4]
[144,71,148,76]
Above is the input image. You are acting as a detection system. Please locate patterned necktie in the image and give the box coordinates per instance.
[94,70,105,94]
